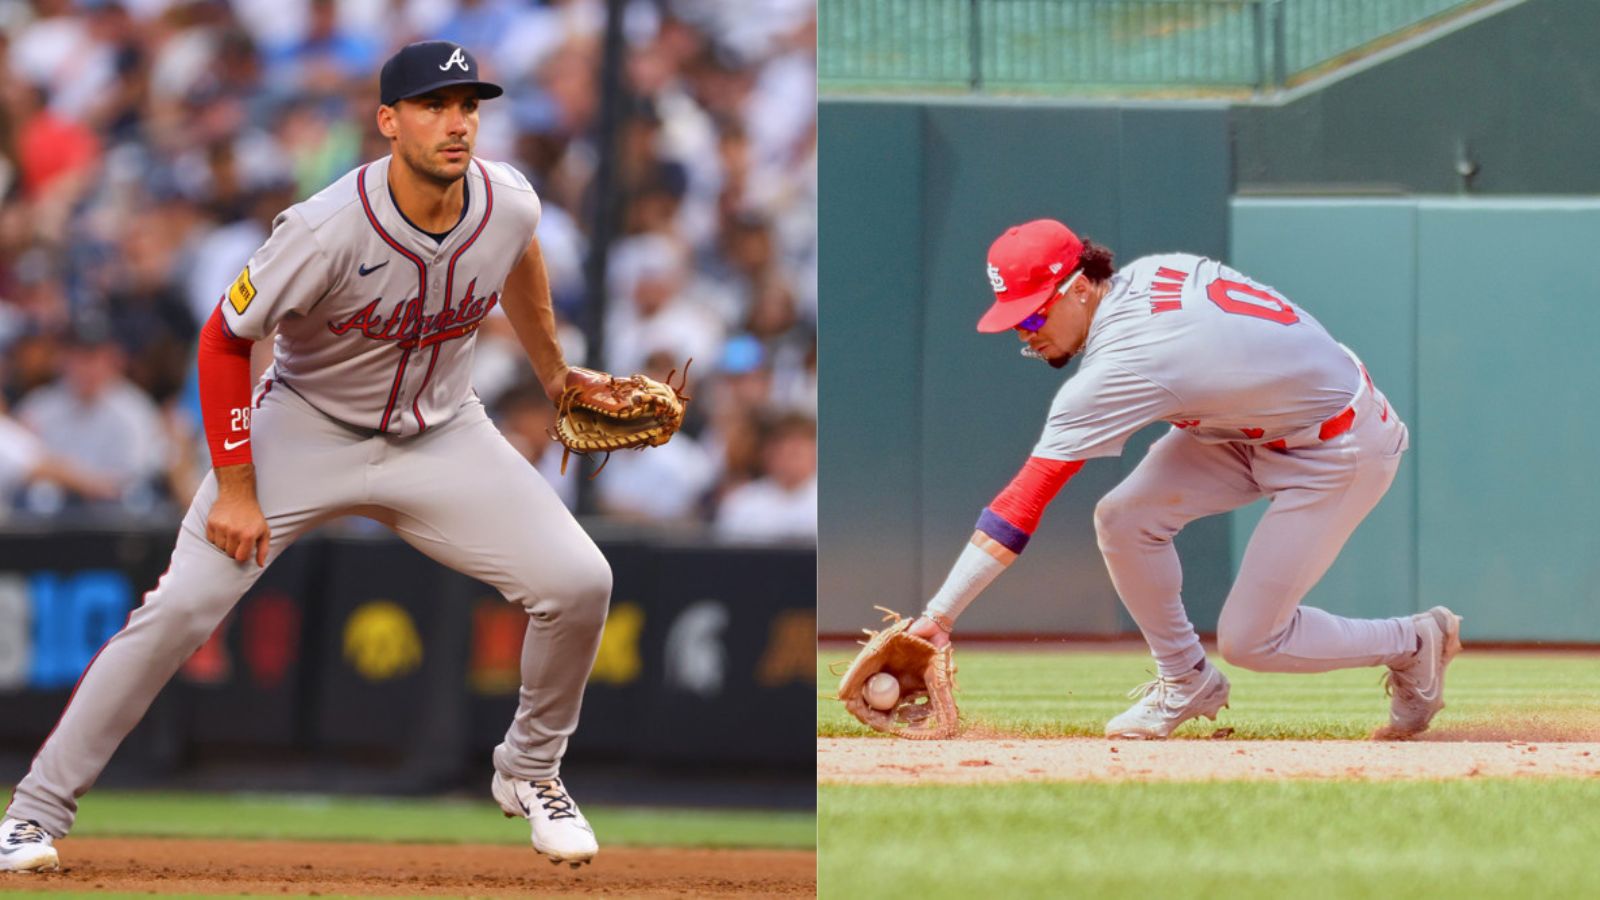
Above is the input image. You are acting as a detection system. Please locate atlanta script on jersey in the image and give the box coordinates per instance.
[221,155,541,436]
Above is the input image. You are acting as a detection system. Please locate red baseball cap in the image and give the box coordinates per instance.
[977,219,1083,333]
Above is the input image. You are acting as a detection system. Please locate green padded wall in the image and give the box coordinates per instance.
[818,100,1234,634]
[1414,200,1600,640]
[817,102,926,627]
[1231,197,1600,641]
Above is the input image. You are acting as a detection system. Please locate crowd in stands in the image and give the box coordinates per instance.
[0,0,817,543]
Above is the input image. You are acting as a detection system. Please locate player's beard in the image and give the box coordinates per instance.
[1020,346,1074,369]
[401,140,471,188]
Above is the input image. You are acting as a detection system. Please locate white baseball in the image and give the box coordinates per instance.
[863,672,901,711]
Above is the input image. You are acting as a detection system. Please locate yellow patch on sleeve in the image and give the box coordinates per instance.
[227,267,257,315]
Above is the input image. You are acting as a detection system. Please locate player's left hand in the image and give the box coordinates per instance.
[834,608,959,740]
[550,364,691,475]
[542,364,570,407]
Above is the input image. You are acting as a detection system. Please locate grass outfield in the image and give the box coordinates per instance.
[819,779,1600,900]
[8,789,814,850]
[818,648,1600,739]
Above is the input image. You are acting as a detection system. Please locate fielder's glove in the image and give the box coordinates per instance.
[835,607,959,740]
[552,364,690,476]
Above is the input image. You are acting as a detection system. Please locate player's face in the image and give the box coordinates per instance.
[383,86,480,184]
[1015,274,1094,369]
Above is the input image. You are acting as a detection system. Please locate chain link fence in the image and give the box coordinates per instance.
[820,0,1486,92]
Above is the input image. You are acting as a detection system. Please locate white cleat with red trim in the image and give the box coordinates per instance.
[492,772,598,868]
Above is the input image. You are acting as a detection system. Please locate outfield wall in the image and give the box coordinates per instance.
[819,96,1600,641]
[818,101,1235,636]
[1231,198,1600,641]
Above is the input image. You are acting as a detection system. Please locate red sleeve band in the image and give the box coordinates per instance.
[198,304,256,467]
[987,456,1084,535]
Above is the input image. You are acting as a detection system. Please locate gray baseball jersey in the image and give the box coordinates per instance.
[1046,253,1417,683]
[224,155,540,435]
[1032,253,1361,462]
[7,156,611,838]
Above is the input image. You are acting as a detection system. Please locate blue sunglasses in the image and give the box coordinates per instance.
[1016,271,1082,332]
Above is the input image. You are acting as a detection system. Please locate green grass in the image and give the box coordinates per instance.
[819,649,1600,739]
[819,779,1600,899]
[40,790,814,850]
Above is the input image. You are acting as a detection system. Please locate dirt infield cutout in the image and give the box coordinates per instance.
[11,838,816,896]
[819,736,1600,784]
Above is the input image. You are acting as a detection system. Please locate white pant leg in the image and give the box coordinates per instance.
[1095,429,1264,677]
[1216,397,1415,673]
[368,399,610,781]
[5,386,366,836]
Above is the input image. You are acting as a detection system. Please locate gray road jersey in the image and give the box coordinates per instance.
[220,155,541,436]
[1033,253,1361,461]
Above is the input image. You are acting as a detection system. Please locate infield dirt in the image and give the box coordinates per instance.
[9,837,815,896]
[819,736,1600,784]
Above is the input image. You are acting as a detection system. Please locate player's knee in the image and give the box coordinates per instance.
[1094,492,1151,546]
[516,549,611,626]
[1215,621,1275,671]
[568,555,612,624]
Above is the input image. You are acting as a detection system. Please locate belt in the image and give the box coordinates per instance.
[1263,362,1385,451]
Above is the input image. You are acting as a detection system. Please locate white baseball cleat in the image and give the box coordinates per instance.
[1373,606,1463,740]
[492,772,598,868]
[1105,660,1231,740]
[0,818,59,873]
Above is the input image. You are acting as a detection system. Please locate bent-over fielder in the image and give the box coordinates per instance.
[907,218,1460,740]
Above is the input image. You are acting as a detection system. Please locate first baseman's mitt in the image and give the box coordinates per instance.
[835,607,958,740]
[553,364,690,476]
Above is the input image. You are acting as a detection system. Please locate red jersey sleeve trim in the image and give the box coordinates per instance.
[199,303,256,467]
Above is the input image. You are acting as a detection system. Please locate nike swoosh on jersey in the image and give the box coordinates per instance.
[223,437,250,451]
[358,261,389,276]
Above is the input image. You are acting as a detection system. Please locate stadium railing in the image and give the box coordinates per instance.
[819,0,1486,92]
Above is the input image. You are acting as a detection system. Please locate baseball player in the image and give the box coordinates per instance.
[2,41,609,872]
[905,218,1462,740]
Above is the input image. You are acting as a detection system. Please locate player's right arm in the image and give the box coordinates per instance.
[911,363,1178,644]
[910,457,1085,647]
[198,305,270,566]
[198,208,335,566]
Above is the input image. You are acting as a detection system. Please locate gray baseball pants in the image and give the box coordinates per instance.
[7,383,610,837]
[1095,384,1416,678]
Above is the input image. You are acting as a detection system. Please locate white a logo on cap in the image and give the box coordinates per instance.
[440,48,469,72]
[987,262,1006,293]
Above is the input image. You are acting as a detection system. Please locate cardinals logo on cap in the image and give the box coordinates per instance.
[987,263,1006,293]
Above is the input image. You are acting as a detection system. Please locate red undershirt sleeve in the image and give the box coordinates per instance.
[198,304,256,467]
[975,457,1085,553]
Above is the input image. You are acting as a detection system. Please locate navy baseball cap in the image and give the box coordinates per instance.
[379,41,504,107]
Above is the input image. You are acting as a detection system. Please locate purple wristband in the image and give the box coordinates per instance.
[975,507,1029,555]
